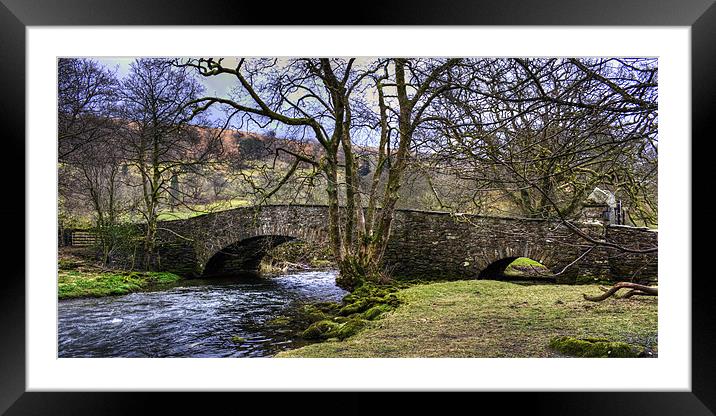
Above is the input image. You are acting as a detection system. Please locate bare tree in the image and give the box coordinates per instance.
[58,58,128,263]
[426,58,657,226]
[180,57,460,289]
[118,58,225,268]
[58,58,119,161]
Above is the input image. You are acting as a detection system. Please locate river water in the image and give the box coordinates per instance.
[58,270,346,358]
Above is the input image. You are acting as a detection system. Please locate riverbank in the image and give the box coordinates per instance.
[277,279,658,357]
[58,247,182,299]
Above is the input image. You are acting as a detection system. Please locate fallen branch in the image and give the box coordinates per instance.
[583,282,658,301]
[618,289,657,299]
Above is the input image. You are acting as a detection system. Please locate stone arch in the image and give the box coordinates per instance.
[201,235,307,277]
[185,206,331,277]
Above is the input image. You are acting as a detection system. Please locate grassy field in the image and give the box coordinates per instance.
[277,280,657,358]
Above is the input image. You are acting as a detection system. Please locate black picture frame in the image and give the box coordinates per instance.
[1,0,711,414]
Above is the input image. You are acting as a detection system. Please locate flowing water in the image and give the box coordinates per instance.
[58,270,346,357]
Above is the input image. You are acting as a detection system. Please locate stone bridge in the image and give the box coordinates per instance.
[151,205,658,284]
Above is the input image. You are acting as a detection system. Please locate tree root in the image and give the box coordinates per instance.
[583,282,658,301]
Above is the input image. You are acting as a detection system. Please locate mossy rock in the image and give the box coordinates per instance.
[312,302,342,314]
[298,304,329,322]
[332,317,366,340]
[302,320,340,340]
[342,283,397,304]
[549,336,641,357]
[361,304,394,320]
[338,298,375,316]
[339,289,401,317]
[302,317,367,341]
[504,257,552,278]
[383,293,400,307]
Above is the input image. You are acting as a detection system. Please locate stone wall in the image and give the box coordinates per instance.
[605,225,658,285]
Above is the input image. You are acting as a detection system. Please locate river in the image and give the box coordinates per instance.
[58,269,346,358]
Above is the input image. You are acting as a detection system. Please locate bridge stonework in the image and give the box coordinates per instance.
[150,205,657,284]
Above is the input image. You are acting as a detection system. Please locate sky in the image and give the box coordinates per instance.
[95,57,236,97]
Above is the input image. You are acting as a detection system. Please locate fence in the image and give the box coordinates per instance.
[58,228,99,247]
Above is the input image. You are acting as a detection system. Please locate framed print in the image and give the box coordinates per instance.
[1,0,713,414]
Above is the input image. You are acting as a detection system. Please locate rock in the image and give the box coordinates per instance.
[333,317,366,340]
[586,187,616,208]
[361,304,394,320]
[549,336,642,357]
[301,320,340,340]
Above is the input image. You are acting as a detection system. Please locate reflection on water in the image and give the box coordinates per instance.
[58,270,346,357]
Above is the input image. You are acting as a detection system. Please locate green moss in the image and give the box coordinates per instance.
[338,298,373,316]
[302,320,341,340]
[549,336,641,357]
[509,257,545,268]
[349,283,398,299]
[58,270,182,299]
[333,318,366,340]
[231,336,246,344]
[151,272,183,284]
[298,283,400,343]
[312,302,342,314]
[361,304,394,320]
[339,283,401,316]
[504,257,551,277]
[302,317,368,341]
[298,304,329,322]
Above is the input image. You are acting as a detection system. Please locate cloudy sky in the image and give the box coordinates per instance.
[95,57,236,98]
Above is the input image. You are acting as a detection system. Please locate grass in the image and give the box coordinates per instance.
[156,198,250,221]
[276,279,657,358]
[58,269,182,299]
